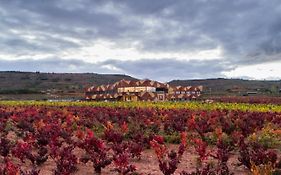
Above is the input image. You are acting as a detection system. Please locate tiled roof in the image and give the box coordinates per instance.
[139,92,157,101]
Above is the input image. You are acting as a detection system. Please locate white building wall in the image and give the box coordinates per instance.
[117,86,156,93]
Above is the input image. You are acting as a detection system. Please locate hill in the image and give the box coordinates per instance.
[0,71,136,100]
[0,72,280,100]
[169,78,281,96]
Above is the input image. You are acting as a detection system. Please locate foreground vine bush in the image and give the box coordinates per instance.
[0,102,280,174]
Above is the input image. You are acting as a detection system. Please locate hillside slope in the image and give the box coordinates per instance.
[0,71,137,100]
[0,72,280,100]
[169,78,281,96]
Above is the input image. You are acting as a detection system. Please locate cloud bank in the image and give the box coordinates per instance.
[0,0,281,80]
[0,58,233,81]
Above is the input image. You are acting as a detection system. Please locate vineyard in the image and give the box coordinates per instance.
[0,101,281,175]
[205,96,281,105]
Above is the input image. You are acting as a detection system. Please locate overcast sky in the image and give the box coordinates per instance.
[0,0,281,81]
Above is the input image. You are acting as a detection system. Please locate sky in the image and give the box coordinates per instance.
[0,0,281,82]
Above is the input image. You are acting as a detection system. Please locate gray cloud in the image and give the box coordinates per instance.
[0,58,232,81]
[0,0,281,79]
[102,58,233,81]
[0,58,112,74]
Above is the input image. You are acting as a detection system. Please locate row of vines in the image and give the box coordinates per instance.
[0,103,281,174]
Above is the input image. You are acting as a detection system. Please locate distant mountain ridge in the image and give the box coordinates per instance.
[0,71,280,100]
[169,78,281,96]
[0,71,136,100]
[0,71,136,92]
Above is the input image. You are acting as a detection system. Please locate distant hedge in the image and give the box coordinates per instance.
[0,89,41,94]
